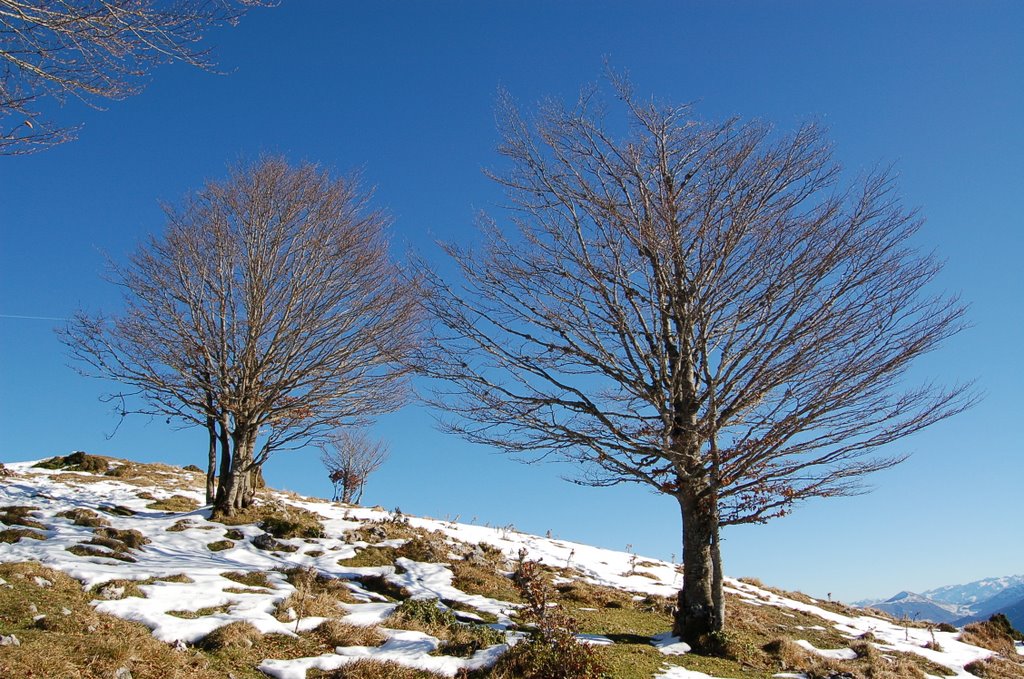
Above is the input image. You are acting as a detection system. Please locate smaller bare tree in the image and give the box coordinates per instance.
[319,430,389,504]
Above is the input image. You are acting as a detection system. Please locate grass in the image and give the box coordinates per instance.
[147,495,201,512]
[387,598,506,658]
[207,539,235,551]
[167,605,231,619]
[0,504,47,530]
[308,660,445,678]
[274,567,357,622]
[56,508,110,528]
[961,615,1024,656]
[222,571,275,589]
[34,451,110,473]
[212,501,326,540]
[0,527,47,543]
[310,619,387,648]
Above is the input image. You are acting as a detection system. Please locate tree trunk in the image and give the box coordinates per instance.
[672,490,723,643]
[213,424,259,516]
[205,416,217,505]
[214,414,232,507]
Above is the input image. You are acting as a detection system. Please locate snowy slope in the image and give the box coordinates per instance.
[0,456,1015,679]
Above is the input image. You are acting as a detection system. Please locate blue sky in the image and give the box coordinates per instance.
[1,2,1021,603]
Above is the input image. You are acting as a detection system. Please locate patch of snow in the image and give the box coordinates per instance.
[652,631,691,655]
[576,633,614,645]
[793,639,857,660]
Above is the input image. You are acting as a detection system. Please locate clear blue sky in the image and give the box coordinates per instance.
[1,2,1021,603]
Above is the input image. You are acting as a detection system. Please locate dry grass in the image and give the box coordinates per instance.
[147,495,201,512]
[308,659,445,678]
[0,527,47,543]
[196,621,264,651]
[207,539,235,551]
[56,507,110,528]
[94,526,150,549]
[167,605,231,619]
[386,597,505,658]
[213,501,326,540]
[449,559,521,603]
[0,562,218,678]
[961,615,1024,660]
[0,504,47,530]
[274,567,358,622]
[222,570,275,589]
[311,620,387,648]
[34,452,110,473]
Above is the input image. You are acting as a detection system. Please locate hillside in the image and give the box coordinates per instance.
[2,454,1023,679]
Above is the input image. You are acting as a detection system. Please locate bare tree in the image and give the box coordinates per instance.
[0,0,267,155]
[63,157,421,515]
[420,80,976,645]
[319,429,389,504]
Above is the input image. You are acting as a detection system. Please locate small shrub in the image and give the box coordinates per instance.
[224,528,245,540]
[34,451,109,473]
[965,659,988,677]
[936,622,959,633]
[495,551,605,679]
[183,464,204,472]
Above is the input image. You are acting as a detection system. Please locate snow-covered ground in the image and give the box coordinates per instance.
[0,458,1012,678]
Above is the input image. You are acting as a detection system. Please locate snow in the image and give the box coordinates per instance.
[0,458,1013,679]
[651,631,692,655]
[793,638,858,660]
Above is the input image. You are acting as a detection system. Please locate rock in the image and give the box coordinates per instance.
[61,607,72,616]
[28,603,38,614]
[32,576,53,588]
[114,667,133,679]
[171,639,188,651]
[98,583,126,599]
[0,634,21,646]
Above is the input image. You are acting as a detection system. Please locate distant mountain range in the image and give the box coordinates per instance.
[856,575,1024,629]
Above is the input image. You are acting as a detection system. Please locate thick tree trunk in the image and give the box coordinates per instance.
[205,417,217,505]
[214,414,232,507]
[672,490,723,643]
[213,424,259,516]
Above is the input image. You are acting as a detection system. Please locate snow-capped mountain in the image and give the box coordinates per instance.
[924,575,1024,607]
[865,590,967,625]
[858,575,1024,629]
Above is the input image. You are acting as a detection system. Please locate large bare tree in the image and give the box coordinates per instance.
[64,157,421,515]
[421,81,975,644]
[0,0,266,155]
